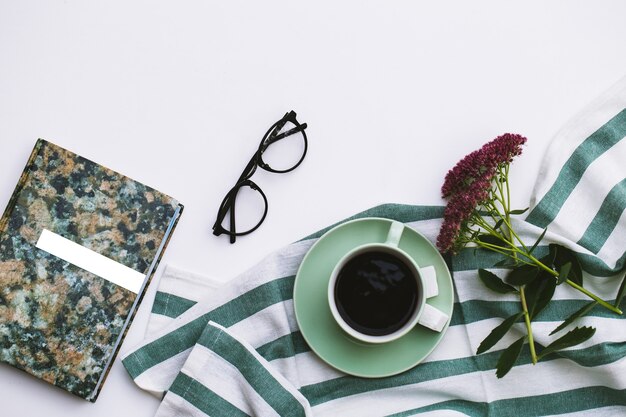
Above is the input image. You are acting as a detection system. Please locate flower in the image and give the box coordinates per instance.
[435,133,620,378]
[437,176,492,253]
[441,134,527,198]
[482,133,527,164]
[437,133,527,253]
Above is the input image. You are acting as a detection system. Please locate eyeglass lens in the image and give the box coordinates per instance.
[259,116,307,173]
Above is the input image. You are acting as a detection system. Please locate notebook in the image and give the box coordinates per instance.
[0,139,183,401]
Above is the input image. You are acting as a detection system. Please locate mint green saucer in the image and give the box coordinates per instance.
[293,217,454,378]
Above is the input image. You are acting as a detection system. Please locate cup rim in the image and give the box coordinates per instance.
[327,242,426,344]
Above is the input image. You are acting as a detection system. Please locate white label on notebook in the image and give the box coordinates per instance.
[36,229,145,294]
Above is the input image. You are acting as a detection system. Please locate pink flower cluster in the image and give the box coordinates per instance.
[441,133,527,198]
[437,134,527,253]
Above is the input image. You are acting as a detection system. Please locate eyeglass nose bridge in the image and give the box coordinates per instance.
[247,180,262,192]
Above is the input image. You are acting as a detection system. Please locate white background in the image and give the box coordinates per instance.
[1,1,626,416]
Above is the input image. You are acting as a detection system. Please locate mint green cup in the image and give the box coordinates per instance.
[327,221,427,344]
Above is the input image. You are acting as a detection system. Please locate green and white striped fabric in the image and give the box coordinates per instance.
[122,77,626,417]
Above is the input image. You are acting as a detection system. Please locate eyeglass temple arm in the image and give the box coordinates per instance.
[211,190,237,243]
[227,193,237,243]
[236,156,259,184]
[264,123,308,146]
[224,180,245,244]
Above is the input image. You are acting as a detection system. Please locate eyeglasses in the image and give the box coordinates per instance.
[212,110,308,243]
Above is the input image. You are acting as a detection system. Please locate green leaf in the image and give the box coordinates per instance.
[496,337,525,378]
[550,244,583,286]
[510,208,529,215]
[525,270,557,319]
[476,312,524,355]
[493,258,516,268]
[493,219,504,230]
[538,326,596,359]
[528,228,547,255]
[477,234,508,249]
[615,272,626,308]
[478,269,517,294]
[550,302,598,335]
[506,265,539,286]
[557,262,572,285]
[548,244,559,264]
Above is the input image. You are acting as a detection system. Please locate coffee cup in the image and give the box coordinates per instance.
[327,220,449,344]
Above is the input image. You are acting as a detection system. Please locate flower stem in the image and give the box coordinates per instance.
[499,215,529,253]
[484,168,538,365]
[473,241,520,259]
[518,248,622,314]
[497,169,538,365]
[483,199,530,254]
[504,164,511,213]
[566,279,623,315]
[519,286,537,364]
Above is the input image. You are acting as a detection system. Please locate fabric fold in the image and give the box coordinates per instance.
[155,321,312,417]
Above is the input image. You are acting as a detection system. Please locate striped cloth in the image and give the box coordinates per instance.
[122,76,626,417]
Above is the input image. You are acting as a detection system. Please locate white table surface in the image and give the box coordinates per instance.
[1,1,626,416]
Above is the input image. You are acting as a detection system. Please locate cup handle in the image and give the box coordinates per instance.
[385,221,405,247]
[417,304,449,333]
[419,266,439,299]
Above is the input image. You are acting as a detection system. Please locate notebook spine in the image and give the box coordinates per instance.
[88,203,184,402]
[0,139,45,236]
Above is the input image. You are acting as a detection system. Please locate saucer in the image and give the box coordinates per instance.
[293,217,454,378]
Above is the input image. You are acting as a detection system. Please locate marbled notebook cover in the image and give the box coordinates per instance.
[0,139,183,401]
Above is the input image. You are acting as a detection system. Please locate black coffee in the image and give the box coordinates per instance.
[334,250,419,336]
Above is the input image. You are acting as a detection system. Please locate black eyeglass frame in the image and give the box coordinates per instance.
[212,111,308,243]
